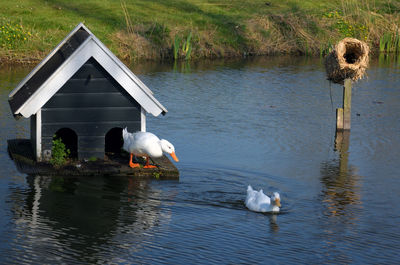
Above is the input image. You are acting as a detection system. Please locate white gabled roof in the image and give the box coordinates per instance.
[9,23,167,118]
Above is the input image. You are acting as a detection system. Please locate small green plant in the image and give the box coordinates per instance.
[0,19,31,49]
[50,137,70,167]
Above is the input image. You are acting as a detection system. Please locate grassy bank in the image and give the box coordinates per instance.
[1,0,399,64]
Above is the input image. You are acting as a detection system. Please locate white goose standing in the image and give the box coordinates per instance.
[122,128,179,168]
[245,185,281,213]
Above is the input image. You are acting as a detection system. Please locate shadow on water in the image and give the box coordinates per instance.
[6,175,168,264]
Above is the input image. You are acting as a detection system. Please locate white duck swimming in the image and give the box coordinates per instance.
[122,128,179,168]
[245,185,281,213]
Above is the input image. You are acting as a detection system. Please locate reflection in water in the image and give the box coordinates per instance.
[268,214,279,233]
[334,130,350,174]
[378,53,400,68]
[6,175,169,264]
[173,60,192,74]
[320,131,362,218]
[129,55,321,75]
[318,131,364,263]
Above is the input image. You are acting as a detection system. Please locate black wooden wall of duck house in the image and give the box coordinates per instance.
[41,57,141,160]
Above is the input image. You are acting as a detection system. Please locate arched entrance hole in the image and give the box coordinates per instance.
[54,128,78,159]
[105,127,123,154]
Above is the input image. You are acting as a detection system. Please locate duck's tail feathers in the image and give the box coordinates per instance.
[122,127,128,141]
[245,185,255,206]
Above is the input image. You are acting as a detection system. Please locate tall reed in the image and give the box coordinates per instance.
[173,32,193,60]
[121,1,134,35]
[379,32,400,54]
[182,32,192,60]
[173,35,180,60]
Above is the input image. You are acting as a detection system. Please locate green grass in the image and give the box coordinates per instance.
[1,0,399,63]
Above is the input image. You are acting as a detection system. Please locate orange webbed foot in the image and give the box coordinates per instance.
[129,162,140,168]
[143,156,157,169]
[143,164,157,169]
[129,153,140,168]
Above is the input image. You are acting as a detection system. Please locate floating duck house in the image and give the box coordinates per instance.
[8,23,167,161]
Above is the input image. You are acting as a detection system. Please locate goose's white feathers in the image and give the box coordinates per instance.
[122,128,178,161]
[245,185,281,213]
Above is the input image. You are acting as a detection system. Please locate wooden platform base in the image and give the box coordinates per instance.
[7,139,179,179]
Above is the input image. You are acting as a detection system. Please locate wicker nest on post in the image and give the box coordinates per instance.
[324,38,369,84]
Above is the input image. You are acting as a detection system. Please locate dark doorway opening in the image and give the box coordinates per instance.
[54,128,78,158]
[105,127,123,154]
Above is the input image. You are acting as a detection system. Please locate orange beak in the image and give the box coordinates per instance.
[275,198,281,207]
[170,152,179,162]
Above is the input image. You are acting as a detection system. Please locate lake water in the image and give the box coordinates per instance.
[0,56,399,264]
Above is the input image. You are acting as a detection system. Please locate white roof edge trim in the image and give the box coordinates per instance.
[90,34,154,95]
[17,37,168,118]
[17,37,94,118]
[9,23,87,98]
[89,40,167,116]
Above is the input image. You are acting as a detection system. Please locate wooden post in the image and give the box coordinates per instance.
[334,130,350,174]
[336,78,352,131]
[336,108,343,130]
[343,78,352,130]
